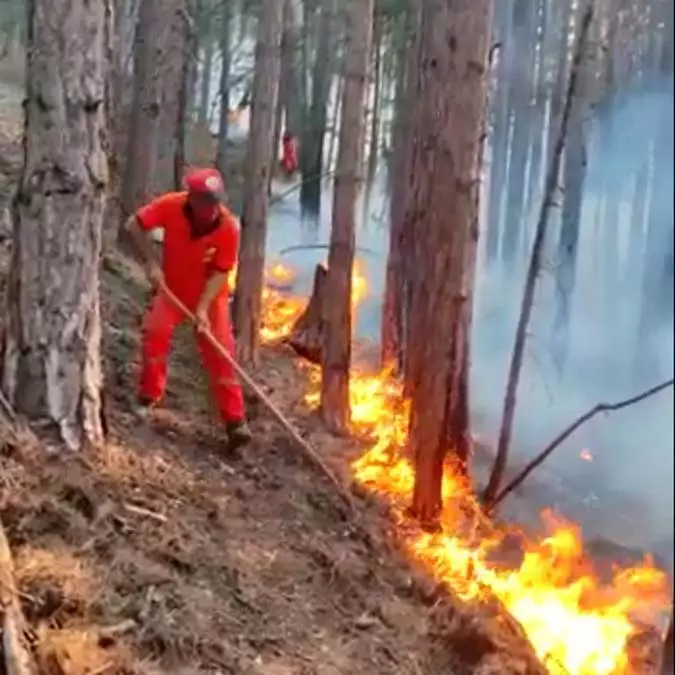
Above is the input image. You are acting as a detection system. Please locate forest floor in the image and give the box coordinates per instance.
[0,82,558,674]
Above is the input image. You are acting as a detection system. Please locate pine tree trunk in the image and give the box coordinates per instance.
[500,0,537,269]
[198,36,215,128]
[406,0,493,523]
[381,3,419,370]
[485,0,513,265]
[154,2,190,194]
[2,0,110,451]
[300,0,338,216]
[550,30,588,374]
[366,14,382,187]
[175,0,198,189]
[233,0,282,366]
[216,0,232,175]
[524,0,549,217]
[320,0,374,433]
[119,0,169,226]
[280,0,304,138]
[542,0,571,200]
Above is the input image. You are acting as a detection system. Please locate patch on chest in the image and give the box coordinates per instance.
[203,246,217,263]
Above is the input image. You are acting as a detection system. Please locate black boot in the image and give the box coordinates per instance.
[226,419,252,454]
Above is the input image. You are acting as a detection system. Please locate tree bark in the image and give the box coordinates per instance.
[320,0,373,433]
[280,0,304,138]
[485,0,514,265]
[288,263,327,364]
[154,2,189,194]
[175,0,198,189]
[119,0,171,227]
[500,0,538,269]
[299,0,338,216]
[381,2,420,373]
[233,0,282,366]
[216,0,233,175]
[550,8,589,373]
[662,608,674,675]
[405,0,493,524]
[2,0,110,451]
[366,12,382,187]
[198,33,215,127]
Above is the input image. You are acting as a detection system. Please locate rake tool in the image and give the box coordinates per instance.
[158,281,354,513]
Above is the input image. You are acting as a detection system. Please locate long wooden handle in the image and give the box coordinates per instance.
[158,281,354,512]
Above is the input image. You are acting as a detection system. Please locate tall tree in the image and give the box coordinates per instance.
[2,0,111,450]
[197,14,215,127]
[233,0,282,366]
[366,9,383,187]
[299,0,338,216]
[484,0,514,265]
[279,0,304,139]
[500,0,538,269]
[405,0,493,523]
[381,1,420,371]
[550,4,591,373]
[175,0,199,188]
[320,0,374,432]
[119,0,171,228]
[216,0,233,175]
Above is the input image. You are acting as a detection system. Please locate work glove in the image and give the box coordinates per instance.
[145,261,164,289]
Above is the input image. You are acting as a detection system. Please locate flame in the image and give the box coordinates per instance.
[229,261,368,344]
[256,262,670,674]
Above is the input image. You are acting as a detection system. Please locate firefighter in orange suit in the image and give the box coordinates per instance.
[123,168,252,452]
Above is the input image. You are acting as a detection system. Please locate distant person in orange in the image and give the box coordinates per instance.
[281,131,299,176]
[123,168,252,453]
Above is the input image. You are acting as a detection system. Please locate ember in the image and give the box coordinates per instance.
[580,449,594,462]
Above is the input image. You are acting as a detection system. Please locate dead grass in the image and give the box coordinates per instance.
[34,626,134,675]
[15,546,99,623]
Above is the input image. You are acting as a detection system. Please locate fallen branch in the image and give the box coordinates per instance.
[0,518,35,675]
[98,619,137,640]
[159,282,355,513]
[122,503,167,523]
[487,377,674,511]
[482,2,595,506]
[276,244,381,259]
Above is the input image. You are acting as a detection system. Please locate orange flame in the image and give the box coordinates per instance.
[257,263,670,674]
[229,261,368,344]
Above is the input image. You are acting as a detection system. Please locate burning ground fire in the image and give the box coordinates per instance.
[255,263,670,675]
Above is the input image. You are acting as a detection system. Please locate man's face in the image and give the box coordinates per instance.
[188,190,220,225]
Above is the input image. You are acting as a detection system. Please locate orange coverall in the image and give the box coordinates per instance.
[281,133,299,175]
[135,191,245,422]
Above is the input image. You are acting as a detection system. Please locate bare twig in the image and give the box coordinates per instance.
[98,619,137,640]
[487,377,674,511]
[276,244,381,259]
[158,282,355,513]
[482,2,595,506]
[122,503,167,523]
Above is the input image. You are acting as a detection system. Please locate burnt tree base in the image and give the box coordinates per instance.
[287,264,327,364]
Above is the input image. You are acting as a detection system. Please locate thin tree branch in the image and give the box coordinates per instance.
[487,377,674,512]
[481,1,595,506]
